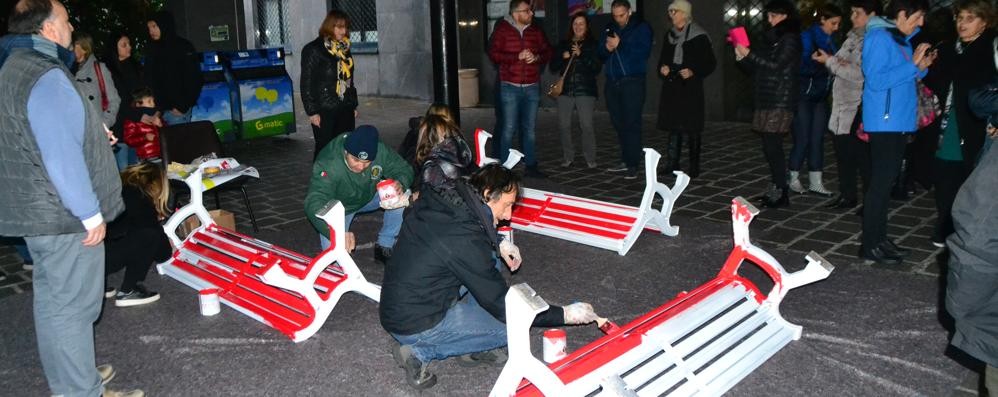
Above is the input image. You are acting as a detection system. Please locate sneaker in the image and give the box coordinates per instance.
[22,262,32,271]
[104,287,117,299]
[102,388,144,397]
[392,344,437,390]
[622,168,638,180]
[606,163,628,173]
[97,364,116,386]
[114,285,160,307]
[560,159,573,168]
[788,178,807,194]
[374,245,392,264]
[931,237,946,249]
[524,167,547,179]
[457,347,508,368]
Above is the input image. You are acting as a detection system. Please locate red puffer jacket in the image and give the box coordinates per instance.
[488,18,552,85]
[123,119,162,160]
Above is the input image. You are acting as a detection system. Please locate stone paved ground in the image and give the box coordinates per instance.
[0,96,982,395]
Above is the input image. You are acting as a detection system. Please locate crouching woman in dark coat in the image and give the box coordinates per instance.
[657,0,716,178]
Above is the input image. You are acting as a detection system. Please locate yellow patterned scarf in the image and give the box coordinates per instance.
[324,37,354,98]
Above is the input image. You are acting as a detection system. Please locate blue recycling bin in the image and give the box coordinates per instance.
[191,51,240,142]
[225,48,296,139]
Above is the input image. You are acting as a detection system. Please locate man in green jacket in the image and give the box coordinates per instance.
[305,125,414,263]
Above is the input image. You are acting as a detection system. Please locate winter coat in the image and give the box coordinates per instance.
[861,17,927,133]
[304,132,414,239]
[549,37,601,98]
[488,16,553,85]
[300,36,358,116]
[105,54,143,134]
[738,18,801,111]
[826,27,866,136]
[74,55,120,127]
[144,11,203,114]
[418,136,475,197]
[656,23,716,132]
[945,137,998,368]
[922,31,997,168]
[379,179,565,336]
[123,118,161,160]
[598,18,654,81]
[799,24,837,102]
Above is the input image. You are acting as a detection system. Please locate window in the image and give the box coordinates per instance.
[256,0,291,49]
[330,0,378,54]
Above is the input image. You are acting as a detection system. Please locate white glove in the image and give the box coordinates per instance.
[563,302,598,325]
[499,239,522,271]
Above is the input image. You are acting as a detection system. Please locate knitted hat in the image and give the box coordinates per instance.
[344,125,379,161]
[669,0,692,17]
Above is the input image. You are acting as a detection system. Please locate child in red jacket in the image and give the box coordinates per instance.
[123,87,164,161]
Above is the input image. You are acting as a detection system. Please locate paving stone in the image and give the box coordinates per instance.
[807,229,856,244]
[788,239,836,255]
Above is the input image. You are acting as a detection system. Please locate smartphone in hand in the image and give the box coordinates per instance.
[605,27,616,38]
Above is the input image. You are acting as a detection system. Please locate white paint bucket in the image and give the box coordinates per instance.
[199,288,220,316]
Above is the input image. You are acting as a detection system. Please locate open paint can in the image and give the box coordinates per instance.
[542,328,567,363]
[199,288,220,316]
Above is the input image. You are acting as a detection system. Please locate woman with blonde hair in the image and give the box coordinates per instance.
[104,162,173,307]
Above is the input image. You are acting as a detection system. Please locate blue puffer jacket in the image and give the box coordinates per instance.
[861,17,928,133]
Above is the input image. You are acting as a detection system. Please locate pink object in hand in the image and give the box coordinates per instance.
[727,27,750,47]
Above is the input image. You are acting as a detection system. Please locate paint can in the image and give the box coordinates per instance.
[377,179,399,206]
[498,226,513,244]
[542,328,567,363]
[199,288,220,316]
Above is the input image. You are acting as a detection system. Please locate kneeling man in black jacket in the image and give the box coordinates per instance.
[379,164,598,390]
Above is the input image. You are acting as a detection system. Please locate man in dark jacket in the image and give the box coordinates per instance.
[380,164,598,390]
[0,1,137,396]
[599,0,653,179]
[946,130,998,396]
[144,10,202,125]
[488,0,552,178]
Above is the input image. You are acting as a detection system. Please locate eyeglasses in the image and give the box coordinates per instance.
[513,8,534,14]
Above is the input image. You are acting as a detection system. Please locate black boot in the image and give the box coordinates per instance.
[665,131,682,172]
[688,133,702,178]
[761,185,790,208]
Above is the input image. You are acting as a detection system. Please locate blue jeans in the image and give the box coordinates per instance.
[25,232,105,397]
[789,99,829,171]
[499,82,540,167]
[605,76,646,168]
[162,109,192,125]
[319,193,404,250]
[391,291,507,363]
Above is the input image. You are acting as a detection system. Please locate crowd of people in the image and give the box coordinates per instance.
[0,0,995,395]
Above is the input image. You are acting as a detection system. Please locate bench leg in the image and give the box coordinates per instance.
[490,284,566,397]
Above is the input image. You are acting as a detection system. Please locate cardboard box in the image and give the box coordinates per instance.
[178,209,236,238]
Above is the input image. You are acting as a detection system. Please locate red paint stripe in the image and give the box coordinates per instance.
[517,197,638,224]
[513,205,633,233]
[512,215,628,240]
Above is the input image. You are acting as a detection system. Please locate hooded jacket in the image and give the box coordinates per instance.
[144,11,203,114]
[861,17,927,133]
[488,15,553,85]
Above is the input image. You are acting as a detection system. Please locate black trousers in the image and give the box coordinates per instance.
[831,133,871,201]
[311,107,356,161]
[105,228,172,292]
[759,132,787,189]
[862,133,908,251]
[932,158,970,240]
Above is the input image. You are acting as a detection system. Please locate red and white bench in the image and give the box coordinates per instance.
[490,197,834,396]
[474,129,691,256]
[157,162,381,342]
